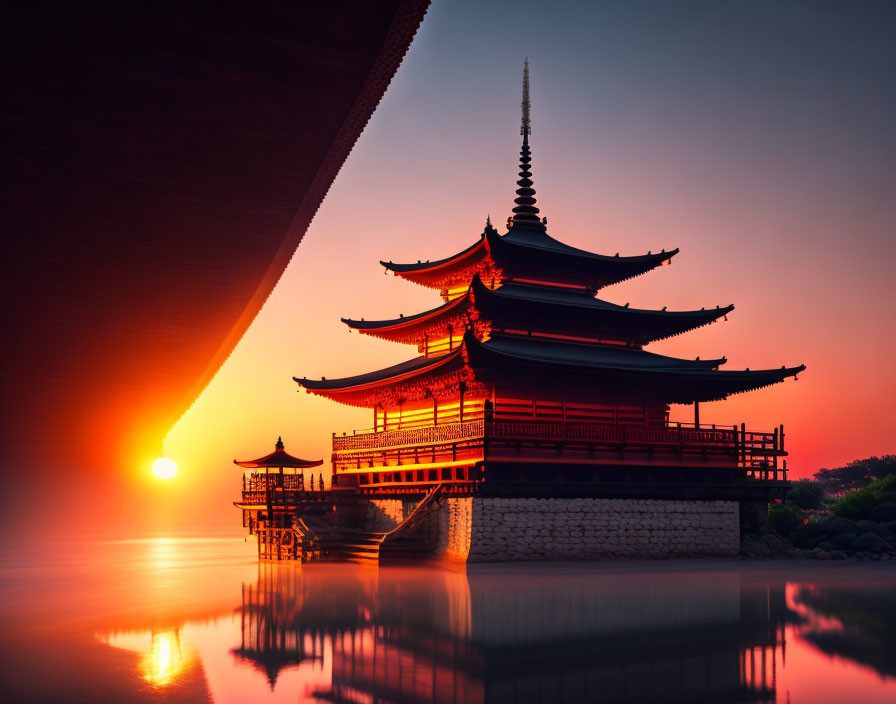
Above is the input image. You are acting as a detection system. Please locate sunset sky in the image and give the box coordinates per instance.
[152,0,895,533]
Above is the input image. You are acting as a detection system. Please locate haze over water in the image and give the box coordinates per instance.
[1,537,893,703]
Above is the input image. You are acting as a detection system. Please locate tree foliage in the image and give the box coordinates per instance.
[786,480,825,510]
[831,475,896,520]
[814,455,896,494]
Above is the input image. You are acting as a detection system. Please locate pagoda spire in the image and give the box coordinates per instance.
[511,58,545,232]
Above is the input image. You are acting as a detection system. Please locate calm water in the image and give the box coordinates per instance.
[0,538,894,703]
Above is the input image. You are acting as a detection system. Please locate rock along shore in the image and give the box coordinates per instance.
[741,504,896,561]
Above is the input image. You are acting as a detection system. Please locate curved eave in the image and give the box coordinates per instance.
[488,228,679,286]
[681,365,807,400]
[501,226,678,264]
[381,234,486,275]
[470,275,734,342]
[463,332,804,402]
[233,457,323,469]
[637,305,735,342]
[341,294,470,339]
[295,345,463,395]
[477,333,726,371]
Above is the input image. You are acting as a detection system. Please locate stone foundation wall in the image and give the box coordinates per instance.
[423,497,740,561]
[436,498,473,561]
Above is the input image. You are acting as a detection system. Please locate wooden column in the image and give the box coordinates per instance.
[694,401,701,428]
[264,466,272,524]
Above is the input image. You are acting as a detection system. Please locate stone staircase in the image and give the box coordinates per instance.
[293,484,444,564]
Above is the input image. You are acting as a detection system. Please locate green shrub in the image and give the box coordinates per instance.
[832,475,896,520]
[768,502,803,537]
[787,480,825,510]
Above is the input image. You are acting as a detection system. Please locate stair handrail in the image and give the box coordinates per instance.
[293,516,317,545]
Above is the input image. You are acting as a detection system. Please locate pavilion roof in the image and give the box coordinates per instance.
[499,226,669,264]
[295,332,803,406]
[381,225,677,291]
[342,275,732,345]
[233,437,323,469]
[231,646,321,689]
[341,293,470,333]
[476,277,732,342]
[464,332,804,403]
[296,351,463,392]
[480,333,725,371]
[380,235,486,273]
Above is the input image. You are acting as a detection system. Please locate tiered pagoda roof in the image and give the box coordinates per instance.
[297,61,804,409]
[381,224,677,294]
[298,331,802,407]
[344,273,734,347]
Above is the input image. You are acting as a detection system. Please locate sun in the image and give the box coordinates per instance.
[152,457,178,479]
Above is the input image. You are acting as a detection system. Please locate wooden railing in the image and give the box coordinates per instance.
[241,490,268,504]
[333,419,485,452]
[240,488,333,506]
[245,473,306,492]
[489,420,739,448]
[745,466,787,482]
[331,418,786,467]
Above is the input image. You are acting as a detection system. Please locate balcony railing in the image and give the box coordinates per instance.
[333,419,485,452]
[239,488,331,506]
[332,418,786,465]
[245,474,307,492]
[239,472,330,506]
[489,420,739,448]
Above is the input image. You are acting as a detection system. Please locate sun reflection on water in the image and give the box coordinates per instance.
[100,626,190,688]
[142,628,185,686]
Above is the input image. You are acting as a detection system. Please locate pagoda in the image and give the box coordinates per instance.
[296,62,803,509]
[234,437,324,560]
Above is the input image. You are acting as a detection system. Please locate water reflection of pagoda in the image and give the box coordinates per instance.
[294,62,802,505]
[233,564,790,703]
[232,563,376,688]
[232,572,323,688]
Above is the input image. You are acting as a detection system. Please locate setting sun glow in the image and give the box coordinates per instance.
[152,457,177,480]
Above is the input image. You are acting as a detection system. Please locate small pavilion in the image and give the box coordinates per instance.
[234,436,323,495]
[234,438,323,559]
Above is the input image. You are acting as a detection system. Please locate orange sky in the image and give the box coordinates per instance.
[144,1,896,533]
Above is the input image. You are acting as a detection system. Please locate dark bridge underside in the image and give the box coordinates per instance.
[0,1,429,519]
